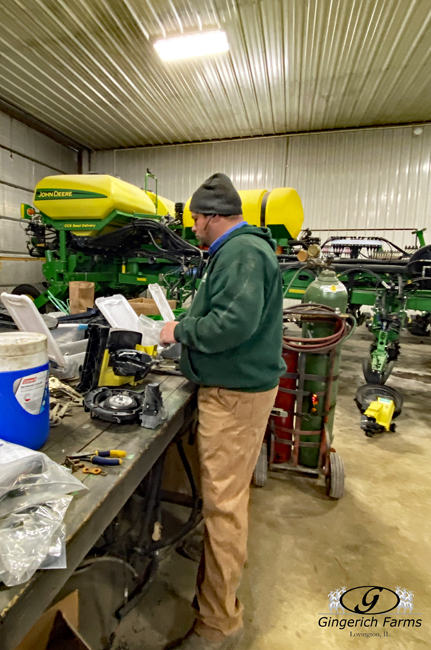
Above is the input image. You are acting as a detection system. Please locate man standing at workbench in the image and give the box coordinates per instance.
[160,173,285,650]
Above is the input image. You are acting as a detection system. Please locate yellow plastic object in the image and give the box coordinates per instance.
[97,343,156,387]
[146,191,176,217]
[238,189,267,227]
[364,398,395,431]
[265,188,304,239]
[182,186,304,239]
[183,190,267,228]
[97,350,139,387]
[182,197,193,228]
[142,344,158,356]
[33,174,156,220]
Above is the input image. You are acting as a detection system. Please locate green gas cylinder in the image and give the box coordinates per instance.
[299,269,348,467]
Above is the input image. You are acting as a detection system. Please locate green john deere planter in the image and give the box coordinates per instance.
[18,172,203,310]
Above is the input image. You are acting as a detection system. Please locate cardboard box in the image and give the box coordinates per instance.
[128,296,177,317]
[47,611,92,650]
[15,591,91,650]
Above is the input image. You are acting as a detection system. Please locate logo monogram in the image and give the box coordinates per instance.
[339,586,401,615]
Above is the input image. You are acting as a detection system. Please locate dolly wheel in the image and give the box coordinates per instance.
[253,442,268,488]
[11,283,46,300]
[11,283,49,313]
[325,451,345,499]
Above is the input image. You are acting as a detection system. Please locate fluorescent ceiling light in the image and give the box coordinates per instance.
[154,30,229,61]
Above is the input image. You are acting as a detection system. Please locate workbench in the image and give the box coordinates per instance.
[0,373,197,650]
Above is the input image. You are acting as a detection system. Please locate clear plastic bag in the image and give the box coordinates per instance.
[0,498,71,586]
[50,351,86,380]
[0,440,87,586]
[137,314,165,345]
[0,439,86,518]
[40,524,67,570]
[52,324,87,344]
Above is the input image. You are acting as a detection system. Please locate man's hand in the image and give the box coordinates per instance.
[159,321,179,346]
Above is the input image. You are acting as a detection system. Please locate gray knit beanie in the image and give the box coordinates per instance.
[189,173,242,216]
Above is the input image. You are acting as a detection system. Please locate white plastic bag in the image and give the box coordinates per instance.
[0,439,87,586]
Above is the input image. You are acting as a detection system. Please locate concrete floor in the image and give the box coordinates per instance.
[112,328,431,650]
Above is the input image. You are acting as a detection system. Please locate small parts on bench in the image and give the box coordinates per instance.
[62,457,85,473]
[140,383,167,429]
[82,467,107,476]
[83,384,166,429]
[62,449,127,476]
[84,387,145,423]
[49,376,83,426]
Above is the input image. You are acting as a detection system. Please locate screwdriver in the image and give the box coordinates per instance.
[95,450,126,458]
[68,450,127,466]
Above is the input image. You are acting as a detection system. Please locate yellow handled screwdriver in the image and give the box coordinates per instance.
[95,450,127,458]
[69,450,127,464]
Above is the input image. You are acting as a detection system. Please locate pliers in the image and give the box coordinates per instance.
[67,449,127,466]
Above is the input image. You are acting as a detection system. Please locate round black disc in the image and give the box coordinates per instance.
[354,384,403,419]
[84,387,145,423]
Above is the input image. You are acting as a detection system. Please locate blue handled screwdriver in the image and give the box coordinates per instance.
[68,450,126,466]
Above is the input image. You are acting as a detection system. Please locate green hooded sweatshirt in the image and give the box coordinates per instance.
[174,225,286,392]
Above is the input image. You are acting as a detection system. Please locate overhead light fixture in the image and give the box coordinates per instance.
[154,30,229,61]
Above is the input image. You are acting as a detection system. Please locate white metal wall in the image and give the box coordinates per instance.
[92,137,288,201]
[0,111,78,292]
[93,124,431,250]
[286,126,431,249]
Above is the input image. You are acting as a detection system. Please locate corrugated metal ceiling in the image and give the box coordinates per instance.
[1,0,431,149]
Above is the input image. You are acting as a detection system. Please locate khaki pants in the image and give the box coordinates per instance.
[194,385,278,641]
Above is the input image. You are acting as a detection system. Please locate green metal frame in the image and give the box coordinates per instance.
[22,203,201,309]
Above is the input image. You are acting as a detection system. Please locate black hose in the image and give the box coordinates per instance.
[407,276,431,285]
[97,437,200,556]
[333,263,407,275]
[147,229,194,260]
[74,556,138,579]
[94,467,155,554]
[113,437,201,624]
[279,262,305,272]
[277,255,301,262]
[70,219,202,260]
[115,554,159,622]
[147,438,200,552]
[334,267,393,289]
[135,455,165,551]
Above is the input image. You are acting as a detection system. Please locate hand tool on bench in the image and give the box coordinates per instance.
[67,449,126,466]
